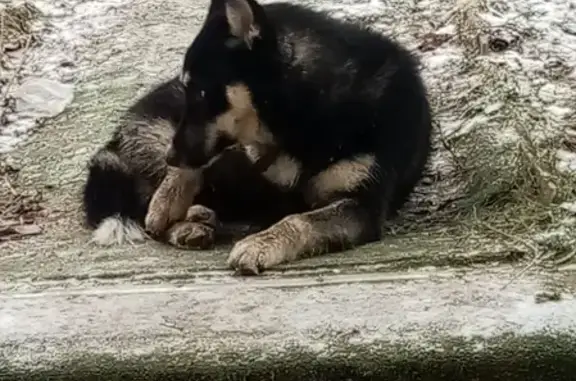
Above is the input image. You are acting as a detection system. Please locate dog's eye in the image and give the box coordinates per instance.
[186,85,205,102]
[194,89,205,101]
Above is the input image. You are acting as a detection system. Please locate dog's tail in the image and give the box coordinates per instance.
[82,147,148,246]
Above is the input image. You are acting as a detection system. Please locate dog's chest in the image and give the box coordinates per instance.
[243,144,301,189]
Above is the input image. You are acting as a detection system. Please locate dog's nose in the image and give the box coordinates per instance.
[166,146,179,167]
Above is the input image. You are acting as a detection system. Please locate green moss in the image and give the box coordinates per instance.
[2,334,576,381]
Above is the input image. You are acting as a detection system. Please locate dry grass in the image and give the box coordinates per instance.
[392,0,576,268]
[0,159,44,242]
[0,2,40,112]
[0,2,43,241]
[0,1,40,52]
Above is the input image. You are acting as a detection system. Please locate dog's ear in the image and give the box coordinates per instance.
[225,0,260,49]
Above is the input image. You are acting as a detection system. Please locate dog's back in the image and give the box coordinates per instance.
[266,3,432,214]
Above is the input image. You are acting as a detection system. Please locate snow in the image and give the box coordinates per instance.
[0,0,126,154]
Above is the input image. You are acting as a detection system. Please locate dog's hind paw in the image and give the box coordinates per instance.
[166,221,215,250]
[185,205,218,228]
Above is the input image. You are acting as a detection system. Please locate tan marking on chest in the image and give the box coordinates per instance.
[244,144,301,188]
[307,154,377,203]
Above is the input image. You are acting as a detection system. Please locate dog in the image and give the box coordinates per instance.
[82,77,308,249]
[162,0,434,275]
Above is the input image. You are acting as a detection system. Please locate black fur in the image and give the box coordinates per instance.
[84,0,432,271]
[163,0,433,272]
[173,0,432,222]
[83,79,184,229]
[83,78,307,235]
[83,147,145,228]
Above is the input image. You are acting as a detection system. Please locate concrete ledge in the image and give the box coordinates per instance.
[1,266,575,380]
[3,335,576,380]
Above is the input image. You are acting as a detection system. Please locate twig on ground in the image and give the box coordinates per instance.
[0,34,31,107]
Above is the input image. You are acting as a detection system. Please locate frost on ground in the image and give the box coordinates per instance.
[0,1,41,154]
[0,2,46,240]
[306,0,576,265]
[0,0,575,264]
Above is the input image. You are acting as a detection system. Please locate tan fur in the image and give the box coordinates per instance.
[166,221,215,249]
[166,204,219,249]
[144,167,203,237]
[185,204,218,227]
[206,83,305,188]
[225,0,260,49]
[261,154,302,188]
[222,84,272,142]
[226,154,378,274]
[227,199,363,274]
[205,83,275,154]
[244,144,302,188]
[306,154,377,204]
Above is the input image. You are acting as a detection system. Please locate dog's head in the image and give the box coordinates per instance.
[166,0,278,169]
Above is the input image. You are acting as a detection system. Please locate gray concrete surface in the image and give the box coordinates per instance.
[1,0,576,379]
[2,265,576,380]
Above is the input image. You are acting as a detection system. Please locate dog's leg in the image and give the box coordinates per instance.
[165,205,220,249]
[144,166,203,237]
[227,198,379,274]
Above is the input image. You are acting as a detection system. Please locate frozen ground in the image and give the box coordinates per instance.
[1,0,576,376]
[0,0,575,261]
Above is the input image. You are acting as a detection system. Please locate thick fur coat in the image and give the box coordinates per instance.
[83,0,433,275]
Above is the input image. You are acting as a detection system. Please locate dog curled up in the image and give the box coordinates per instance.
[82,77,307,249]
[82,0,433,275]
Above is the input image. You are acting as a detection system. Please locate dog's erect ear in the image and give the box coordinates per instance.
[225,0,260,49]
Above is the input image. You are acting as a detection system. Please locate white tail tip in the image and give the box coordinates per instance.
[91,216,147,246]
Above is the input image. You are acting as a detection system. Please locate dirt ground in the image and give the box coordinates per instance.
[0,0,575,278]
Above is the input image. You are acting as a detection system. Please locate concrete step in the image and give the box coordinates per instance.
[1,262,575,380]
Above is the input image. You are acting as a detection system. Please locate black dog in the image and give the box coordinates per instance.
[83,0,432,275]
[82,78,306,248]
[166,0,433,274]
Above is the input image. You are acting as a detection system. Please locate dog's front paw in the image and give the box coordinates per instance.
[166,221,215,250]
[144,206,170,238]
[145,167,202,238]
[185,205,218,227]
[227,232,288,275]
